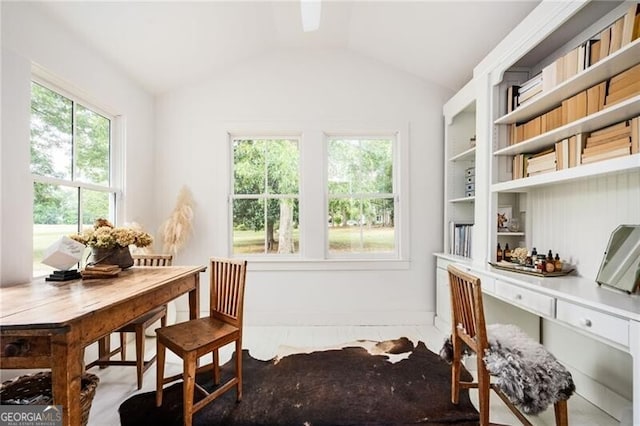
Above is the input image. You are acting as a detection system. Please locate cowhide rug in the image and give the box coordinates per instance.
[119,338,479,425]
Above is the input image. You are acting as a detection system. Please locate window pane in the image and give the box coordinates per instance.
[76,104,110,185]
[266,139,299,194]
[232,198,299,254]
[81,189,112,227]
[33,183,79,276]
[234,139,265,194]
[30,83,72,179]
[328,197,395,254]
[328,139,393,194]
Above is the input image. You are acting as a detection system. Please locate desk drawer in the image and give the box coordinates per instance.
[556,300,629,347]
[494,280,555,317]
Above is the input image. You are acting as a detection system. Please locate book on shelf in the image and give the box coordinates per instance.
[449,222,473,258]
[581,146,631,164]
[582,136,631,157]
[587,38,601,67]
[586,81,607,115]
[555,139,570,171]
[561,90,587,124]
[609,17,625,54]
[605,80,640,106]
[632,116,640,154]
[517,84,543,106]
[506,85,520,114]
[599,25,612,60]
[621,3,640,46]
[568,134,585,168]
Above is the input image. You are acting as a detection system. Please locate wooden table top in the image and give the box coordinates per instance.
[0,266,206,330]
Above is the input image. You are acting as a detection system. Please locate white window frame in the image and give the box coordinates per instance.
[223,121,410,271]
[324,133,400,260]
[228,134,302,258]
[31,66,123,277]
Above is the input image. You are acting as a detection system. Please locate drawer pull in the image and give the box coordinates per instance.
[3,339,30,357]
[514,294,523,301]
[580,318,592,328]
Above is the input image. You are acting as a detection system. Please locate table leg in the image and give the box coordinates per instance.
[51,329,83,426]
[98,334,111,368]
[188,274,200,320]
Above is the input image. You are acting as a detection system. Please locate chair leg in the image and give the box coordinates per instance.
[235,338,243,401]
[554,399,568,426]
[135,325,145,390]
[212,349,220,385]
[98,335,110,368]
[477,358,491,426]
[156,339,166,407]
[451,336,462,404]
[183,351,197,426]
[120,332,127,361]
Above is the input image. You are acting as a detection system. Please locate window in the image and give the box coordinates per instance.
[327,137,396,257]
[30,80,115,277]
[231,138,300,255]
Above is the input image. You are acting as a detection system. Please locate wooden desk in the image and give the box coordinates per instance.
[0,265,206,426]
[435,254,640,426]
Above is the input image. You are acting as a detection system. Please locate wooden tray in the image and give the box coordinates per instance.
[489,261,574,277]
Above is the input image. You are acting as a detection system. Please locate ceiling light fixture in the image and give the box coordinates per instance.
[301,0,321,32]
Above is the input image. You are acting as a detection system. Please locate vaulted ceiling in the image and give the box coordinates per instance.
[39,1,540,96]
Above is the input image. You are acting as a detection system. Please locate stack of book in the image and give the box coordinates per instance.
[516,73,543,108]
[605,63,640,107]
[45,269,82,282]
[526,148,556,176]
[81,264,122,279]
[449,222,473,258]
[581,118,639,164]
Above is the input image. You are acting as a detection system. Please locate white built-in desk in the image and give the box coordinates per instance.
[434,254,640,425]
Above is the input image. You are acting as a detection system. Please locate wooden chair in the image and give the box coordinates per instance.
[446,265,569,426]
[156,257,247,426]
[86,254,172,389]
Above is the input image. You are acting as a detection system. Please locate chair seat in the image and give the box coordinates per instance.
[156,317,239,354]
[483,324,574,415]
[118,306,167,333]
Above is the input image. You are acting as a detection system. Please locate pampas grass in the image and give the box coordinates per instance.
[160,186,194,254]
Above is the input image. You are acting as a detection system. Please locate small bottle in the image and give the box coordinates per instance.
[497,243,503,262]
[531,247,538,265]
[504,243,511,262]
[547,249,553,261]
[554,253,563,272]
[545,255,555,273]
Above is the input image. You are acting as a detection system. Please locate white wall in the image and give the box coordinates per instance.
[0,2,156,285]
[155,48,451,325]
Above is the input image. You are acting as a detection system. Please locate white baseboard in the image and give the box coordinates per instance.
[175,310,434,327]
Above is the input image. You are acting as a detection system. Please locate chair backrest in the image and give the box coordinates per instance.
[447,264,488,354]
[210,257,247,328]
[132,254,173,266]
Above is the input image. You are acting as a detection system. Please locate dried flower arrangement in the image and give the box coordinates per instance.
[160,186,194,254]
[69,218,153,249]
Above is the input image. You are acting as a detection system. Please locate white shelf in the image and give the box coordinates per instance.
[492,154,640,192]
[497,232,525,236]
[449,146,476,162]
[494,95,640,156]
[449,196,475,203]
[495,38,640,125]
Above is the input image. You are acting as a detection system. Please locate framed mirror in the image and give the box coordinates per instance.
[596,225,640,294]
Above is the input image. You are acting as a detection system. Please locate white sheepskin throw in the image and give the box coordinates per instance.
[440,324,575,415]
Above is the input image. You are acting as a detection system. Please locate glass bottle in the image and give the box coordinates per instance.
[504,243,511,262]
[554,253,563,272]
[497,243,503,262]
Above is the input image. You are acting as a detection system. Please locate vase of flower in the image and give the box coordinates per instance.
[69,218,153,270]
[90,246,134,269]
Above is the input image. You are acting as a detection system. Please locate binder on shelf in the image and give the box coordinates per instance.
[449,221,474,258]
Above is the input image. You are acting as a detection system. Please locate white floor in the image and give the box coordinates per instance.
[22,325,623,425]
